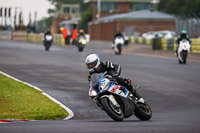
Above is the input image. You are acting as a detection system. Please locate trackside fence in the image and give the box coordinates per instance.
[130,36,200,53]
[0,30,65,46]
[0,30,199,53]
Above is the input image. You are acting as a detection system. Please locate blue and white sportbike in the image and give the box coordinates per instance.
[89,73,152,121]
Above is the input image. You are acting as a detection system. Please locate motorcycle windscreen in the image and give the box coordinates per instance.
[90,73,106,87]
[45,35,53,41]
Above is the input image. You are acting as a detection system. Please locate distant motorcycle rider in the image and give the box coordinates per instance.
[78,29,86,39]
[85,53,145,103]
[43,29,53,51]
[44,30,53,42]
[44,29,52,38]
[176,30,191,54]
[114,31,125,41]
[112,31,125,48]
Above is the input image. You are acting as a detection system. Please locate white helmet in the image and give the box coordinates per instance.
[85,54,100,72]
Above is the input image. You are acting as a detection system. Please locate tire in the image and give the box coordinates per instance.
[178,59,182,64]
[134,102,152,121]
[45,46,49,51]
[183,58,187,64]
[44,43,50,51]
[178,51,184,64]
[117,44,122,55]
[182,51,188,64]
[78,47,83,52]
[100,97,124,121]
[78,44,84,52]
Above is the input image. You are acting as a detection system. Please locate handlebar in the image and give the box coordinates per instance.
[104,75,116,81]
[104,75,112,79]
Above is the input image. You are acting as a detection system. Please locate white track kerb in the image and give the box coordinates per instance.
[0,71,74,120]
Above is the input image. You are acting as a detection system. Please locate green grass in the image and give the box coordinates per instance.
[0,73,68,120]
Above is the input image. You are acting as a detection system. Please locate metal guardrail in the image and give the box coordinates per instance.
[175,17,200,38]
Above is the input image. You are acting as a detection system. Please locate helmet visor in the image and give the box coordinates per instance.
[86,59,98,69]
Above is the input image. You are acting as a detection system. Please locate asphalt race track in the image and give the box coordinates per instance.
[0,40,200,133]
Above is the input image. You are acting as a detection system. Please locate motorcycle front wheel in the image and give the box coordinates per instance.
[44,43,51,51]
[117,44,122,55]
[100,97,124,121]
[78,44,84,52]
[182,51,188,64]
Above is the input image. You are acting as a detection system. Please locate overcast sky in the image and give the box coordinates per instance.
[0,0,54,25]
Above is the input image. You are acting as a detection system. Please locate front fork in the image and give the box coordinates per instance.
[97,95,120,109]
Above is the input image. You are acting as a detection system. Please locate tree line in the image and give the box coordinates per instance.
[40,0,200,32]
[158,0,200,17]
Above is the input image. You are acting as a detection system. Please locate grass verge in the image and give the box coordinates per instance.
[0,73,68,120]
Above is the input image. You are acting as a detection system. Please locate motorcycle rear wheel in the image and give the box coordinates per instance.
[134,102,152,121]
[100,97,124,121]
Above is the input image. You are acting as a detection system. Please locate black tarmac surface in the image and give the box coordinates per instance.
[0,40,200,133]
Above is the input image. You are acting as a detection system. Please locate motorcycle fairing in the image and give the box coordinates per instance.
[120,96,135,118]
[98,78,114,92]
[108,85,129,98]
[178,39,190,61]
[45,35,53,41]
[89,87,97,97]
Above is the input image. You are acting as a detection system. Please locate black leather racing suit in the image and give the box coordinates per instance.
[44,31,53,42]
[113,33,125,44]
[176,34,191,44]
[88,61,142,99]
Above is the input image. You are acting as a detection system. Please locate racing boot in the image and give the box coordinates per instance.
[132,89,145,104]
[124,78,145,104]
[116,77,145,103]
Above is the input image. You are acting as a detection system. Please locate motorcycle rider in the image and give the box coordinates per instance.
[176,30,191,54]
[114,31,125,41]
[76,29,86,44]
[44,29,52,39]
[78,29,86,39]
[85,53,145,103]
[43,29,53,48]
[112,31,125,48]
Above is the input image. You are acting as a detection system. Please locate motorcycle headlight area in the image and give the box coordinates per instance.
[89,88,97,96]
[45,35,53,41]
[82,40,87,44]
[179,44,185,48]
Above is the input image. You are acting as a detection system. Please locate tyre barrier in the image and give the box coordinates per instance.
[27,33,43,43]
[130,36,200,53]
[191,39,200,53]
[26,33,65,46]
